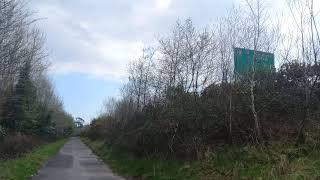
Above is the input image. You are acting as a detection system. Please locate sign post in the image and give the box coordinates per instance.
[234,47,275,77]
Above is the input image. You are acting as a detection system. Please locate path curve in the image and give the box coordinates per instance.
[32,137,124,180]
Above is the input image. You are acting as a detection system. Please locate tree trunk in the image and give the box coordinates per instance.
[228,88,233,144]
[250,74,261,142]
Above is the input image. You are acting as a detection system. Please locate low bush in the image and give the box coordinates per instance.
[81,116,111,140]
[0,133,41,159]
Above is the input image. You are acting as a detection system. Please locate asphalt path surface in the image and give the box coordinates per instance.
[32,137,124,180]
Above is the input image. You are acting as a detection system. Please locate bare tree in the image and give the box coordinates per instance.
[286,0,320,142]
[215,7,244,143]
[127,48,155,110]
[158,19,218,94]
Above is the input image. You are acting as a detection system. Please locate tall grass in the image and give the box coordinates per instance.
[83,137,320,180]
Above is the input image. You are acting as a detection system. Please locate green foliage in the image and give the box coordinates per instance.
[0,62,73,158]
[1,62,39,134]
[12,62,39,134]
[34,108,55,138]
[0,0,73,159]
[0,61,74,139]
[0,139,66,180]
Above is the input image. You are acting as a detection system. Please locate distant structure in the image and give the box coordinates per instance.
[75,117,85,128]
[234,47,275,77]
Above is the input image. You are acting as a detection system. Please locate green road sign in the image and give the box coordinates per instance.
[234,47,274,75]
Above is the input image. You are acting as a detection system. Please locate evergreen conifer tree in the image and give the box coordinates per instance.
[12,61,39,134]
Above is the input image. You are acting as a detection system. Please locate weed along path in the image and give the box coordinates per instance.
[32,137,124,180]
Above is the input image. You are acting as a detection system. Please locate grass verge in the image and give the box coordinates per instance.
[0,139,67,180]
[82,138,198,180]
[82,138,320,180]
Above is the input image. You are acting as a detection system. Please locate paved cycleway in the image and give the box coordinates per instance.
[32,137,124,180]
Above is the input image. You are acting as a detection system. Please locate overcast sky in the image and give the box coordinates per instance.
[28,0,291,123]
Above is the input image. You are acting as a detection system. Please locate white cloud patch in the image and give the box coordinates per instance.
[32,1,147,81]
[30,0,235,82]
[155,0,172,11]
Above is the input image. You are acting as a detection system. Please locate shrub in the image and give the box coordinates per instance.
[81,116,112,140]
[0,133,41,159]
